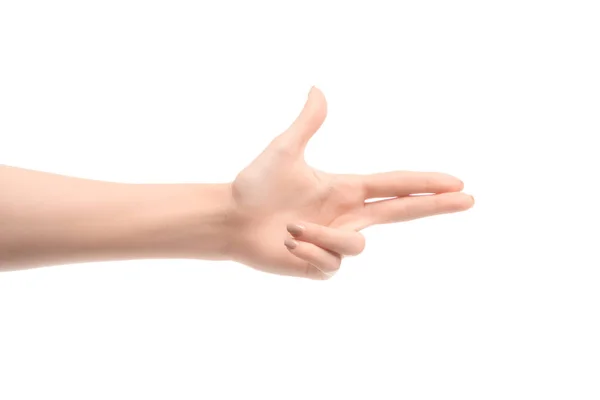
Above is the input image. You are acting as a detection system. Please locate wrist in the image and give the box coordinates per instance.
[128,183,241,261]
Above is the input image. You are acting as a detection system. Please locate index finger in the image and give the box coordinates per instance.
[359,171,463,199]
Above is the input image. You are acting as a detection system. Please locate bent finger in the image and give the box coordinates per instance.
[286,222,365,256]
[284,238,342,280]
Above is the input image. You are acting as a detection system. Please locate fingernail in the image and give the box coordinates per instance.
[284,238,298,250]
[470,195,475,205]
[286,223,305,237]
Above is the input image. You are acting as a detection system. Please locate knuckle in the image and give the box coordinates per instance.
[309,224,325,241]
[322,264,338,280]
[331,256,342,271]
[431,196,443,213]
[423,176,435,193]
[349,233,366,256]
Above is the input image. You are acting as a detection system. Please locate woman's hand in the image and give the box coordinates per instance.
[229,87,473,279]
[0,87,472,277]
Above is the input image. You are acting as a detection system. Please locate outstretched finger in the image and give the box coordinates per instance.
[360,171,464,199]
[365,192,474,225]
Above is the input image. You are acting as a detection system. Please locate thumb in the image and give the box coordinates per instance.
[279,86,328,152]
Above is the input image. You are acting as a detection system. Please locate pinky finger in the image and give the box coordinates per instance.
[284,238,342,280]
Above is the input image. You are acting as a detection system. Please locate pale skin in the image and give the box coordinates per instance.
[0,87,473,279]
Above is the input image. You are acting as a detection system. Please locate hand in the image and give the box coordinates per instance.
[229,87,473,279]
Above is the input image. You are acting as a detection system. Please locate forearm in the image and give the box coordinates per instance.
[0,166,237,271]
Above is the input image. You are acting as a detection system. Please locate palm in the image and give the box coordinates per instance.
[231,140,365,276]
[235,160,363,228]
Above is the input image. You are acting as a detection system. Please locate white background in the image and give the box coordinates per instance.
[1,1,599,399]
